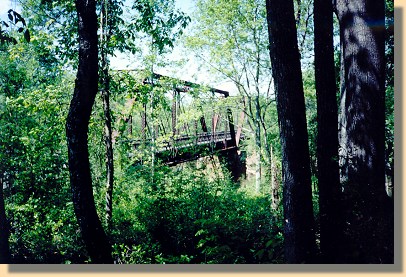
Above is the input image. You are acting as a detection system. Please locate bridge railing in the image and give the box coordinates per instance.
[131,130,244,152]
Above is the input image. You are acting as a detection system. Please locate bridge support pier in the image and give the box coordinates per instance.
[218,148,246,183]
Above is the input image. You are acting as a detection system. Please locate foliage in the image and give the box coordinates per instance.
[19,0,78,63]
[294,0,314,64]
[0,9,30,44]
[186,0,278,192]
[110,162,283,264]
[130,0,191,53]
[0,0,394,264]
[0,40,87,263]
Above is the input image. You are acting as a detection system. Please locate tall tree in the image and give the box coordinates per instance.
[265,0,316,263]
[313,0,343,263]
[66,0,113,263]
[335,0,393,263]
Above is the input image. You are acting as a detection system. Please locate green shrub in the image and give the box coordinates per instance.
[110,162,283,264]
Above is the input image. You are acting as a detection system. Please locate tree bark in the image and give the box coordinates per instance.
[266,0,316,263]
[335,0,393,263]
[254,96,262,193]
[0,181,10,264]
[100,0,115,232]
[101,54,114,232]
[269,146,280,211]
[313,0,344,263]
[66,0,112,263]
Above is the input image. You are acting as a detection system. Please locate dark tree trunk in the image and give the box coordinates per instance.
[0,183,10,264]
[313,0,344,263]
[265,0,316,263]
[335,0,393,263]
[66,0,112,263]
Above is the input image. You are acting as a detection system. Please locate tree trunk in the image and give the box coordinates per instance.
[101,55,114,232]
[266,0,316,263]
[0,181,10,264]
[269,146,280,211]
[254,143,261,193]
[141,104,147,141]
[254,96,262,193]
[313,0,343,263]
[102,77,114,229]
[66,0,112,263]
[100,0,115,232]
[150,76,156,187]
[335,0,393,263]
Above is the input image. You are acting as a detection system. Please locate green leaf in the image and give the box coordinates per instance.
[265,239,273,248]
[24,29,30,42]
[255,249,265,259]
[195,229,206,236]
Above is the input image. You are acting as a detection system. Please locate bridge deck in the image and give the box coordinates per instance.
[132,131,245,166]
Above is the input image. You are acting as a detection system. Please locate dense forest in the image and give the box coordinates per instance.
[0,0,394,264]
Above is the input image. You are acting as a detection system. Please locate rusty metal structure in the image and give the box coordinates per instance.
[113,70,246,182]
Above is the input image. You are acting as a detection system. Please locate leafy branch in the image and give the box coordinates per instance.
[0,9,30,45]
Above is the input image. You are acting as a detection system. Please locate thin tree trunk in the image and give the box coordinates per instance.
[66,0,112,263]
[172,90,178,136]
[259,111,279,210]
[266,0,316,263]
[269,146,280,211]
[141,104,147,141]
[254,96,262,193]
[254,143,261,193]
[335,0,393,263]
[313,0,343,263]
[0,180,10,264]
[101,63,114,231]
[100,0,114,231]
[150,74,156,187]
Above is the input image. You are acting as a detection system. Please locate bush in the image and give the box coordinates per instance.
[110,161,284,264]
